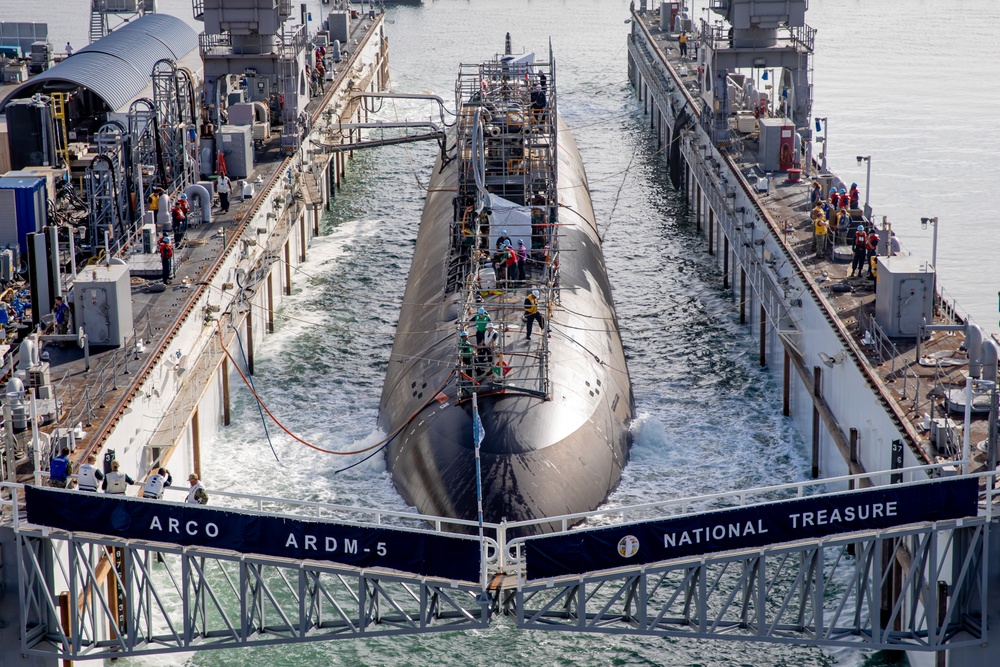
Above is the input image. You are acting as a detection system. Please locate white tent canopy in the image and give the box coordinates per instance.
[486,193,533,251]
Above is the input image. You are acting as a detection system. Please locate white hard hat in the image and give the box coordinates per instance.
[532,290,539,298]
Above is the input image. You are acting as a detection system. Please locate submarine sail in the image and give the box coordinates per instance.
[378,41,634,535]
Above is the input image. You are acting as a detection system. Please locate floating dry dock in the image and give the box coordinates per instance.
[629,2,998,665]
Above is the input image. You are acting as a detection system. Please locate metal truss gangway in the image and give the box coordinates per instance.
[1,464,996,661]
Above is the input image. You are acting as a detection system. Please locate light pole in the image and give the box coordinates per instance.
[856,155,871,219]
[920,216,939,269]
[814,117,828,171]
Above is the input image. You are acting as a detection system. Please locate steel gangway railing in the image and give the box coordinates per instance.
[503,466,999,652]
[3,463,996,659]
[1,482,493,662]
[452,54,558,401]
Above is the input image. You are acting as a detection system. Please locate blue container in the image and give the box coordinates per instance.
[0,176,47,256]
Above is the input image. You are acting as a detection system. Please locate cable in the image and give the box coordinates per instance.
[231,322,280,464]
[215,319,456,457]
[600,146,638,243]
[332,443,387,474]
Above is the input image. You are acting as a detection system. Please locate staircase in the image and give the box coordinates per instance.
[89,1,106,43]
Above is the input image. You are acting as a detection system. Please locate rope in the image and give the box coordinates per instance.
[600,146,638,243]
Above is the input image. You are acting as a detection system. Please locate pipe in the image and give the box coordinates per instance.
[982,339,999,384]
[30,390,40,486]
[962,376,973,475]
[968,324,984,378]
[252,101,269,125]
[183,183,213,224]
[157,193,169,229]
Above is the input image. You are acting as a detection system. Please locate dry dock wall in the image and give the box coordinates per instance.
[0,20,387,665]
[85,16,388,491]
[629,13,999,666]
[626,20,923,487]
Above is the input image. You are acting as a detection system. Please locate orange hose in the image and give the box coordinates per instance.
[215,320,454,455]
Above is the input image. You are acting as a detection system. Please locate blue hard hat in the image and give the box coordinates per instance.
[478,307,485,315]
[460,331,468,337]
[857,225,864,231]
[501,229,507,235]
[839,188,846,194]
[180,193,188,199]
[850,182,857,188]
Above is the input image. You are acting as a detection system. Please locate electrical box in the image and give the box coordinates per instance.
[328,11,350,44]
[52,427,76,454]
[228,102,270,140]
[73,263,133,347]
[228,102,255,125]
[930,417,959,456]
[226,89,245,107]
[874,256,935,338]
[141,223,156,254]
[218,124,254,179]
[0,248,14,281]
[757,118,795,172]
[735,111,757,133]
[0,175,46,255]
[27,361,50,388]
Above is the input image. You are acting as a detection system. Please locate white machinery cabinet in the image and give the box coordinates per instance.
[874,256,935,338]
[73,263,133,347]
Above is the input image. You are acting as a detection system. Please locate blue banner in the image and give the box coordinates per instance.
[525,477,979,580]
[24,486,481,582]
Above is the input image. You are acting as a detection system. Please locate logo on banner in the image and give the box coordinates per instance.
[618,535,640,558]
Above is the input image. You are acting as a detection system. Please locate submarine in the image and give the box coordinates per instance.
[378,39,634,535]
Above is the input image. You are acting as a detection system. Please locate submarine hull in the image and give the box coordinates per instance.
[379,99,633,536]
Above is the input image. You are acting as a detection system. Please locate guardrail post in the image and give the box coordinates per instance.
[812,366,822,478]
[497,519,508,570]
[111,350,120,391]
[85,386,94,427]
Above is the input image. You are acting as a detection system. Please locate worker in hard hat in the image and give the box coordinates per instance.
[479,321,499,375]
[170,201,187,247]
[472,306,491,346]
[459,331,475,370]
[158,234,174,284]
[523,289,544,342]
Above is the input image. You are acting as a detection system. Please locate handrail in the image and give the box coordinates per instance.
[500,459,968,535]
[5,463,997,576]
[8,459,989,533]
[505,468,1000,572]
